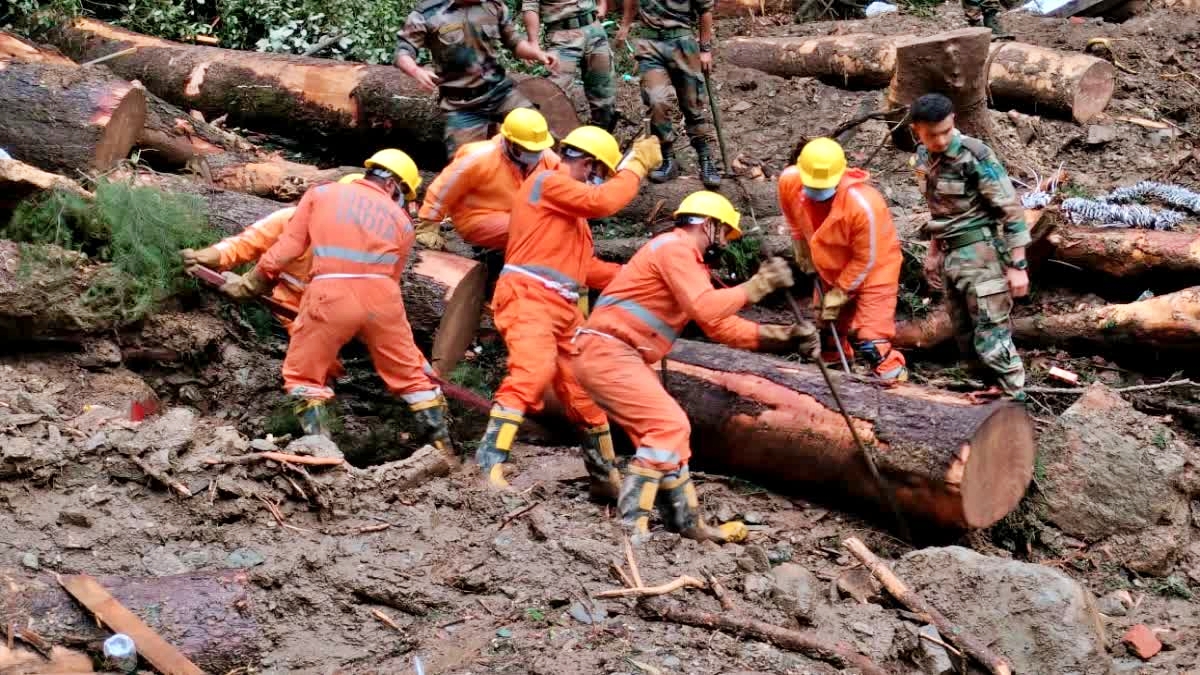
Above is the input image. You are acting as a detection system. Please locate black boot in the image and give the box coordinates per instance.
[293,398,333,438]
[983,10,1013,39]
[694,141,721,189]
[581,423,621,501]
[408,393,457,464]
[618,465,662,541]
[657,467,747,543]
[649,144,680,184]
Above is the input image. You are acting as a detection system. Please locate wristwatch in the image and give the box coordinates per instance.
[1011,259,1028,271]
[698,40,713,52]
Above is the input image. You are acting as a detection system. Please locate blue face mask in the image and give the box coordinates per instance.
[804,186,837,202]
[588,173,605,185]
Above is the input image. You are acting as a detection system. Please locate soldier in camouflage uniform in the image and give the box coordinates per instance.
[523,0,617,130]
[909,94,1029,403]
[395,0,558,157]
[962,0,1007,35]
[617,0,721,189]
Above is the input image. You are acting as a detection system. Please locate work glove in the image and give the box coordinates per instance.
[820,286,850,321]
[413,219,446,250]
[619,137,663,179]
[791,238,816,276]
[757,322,820,359]
[219,266,271,300]
[740,256,794,303]
[180,246,221,268]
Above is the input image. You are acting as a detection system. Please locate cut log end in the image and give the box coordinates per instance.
[1072,60,1116,124]
[960,402,1036,528]
[409,250,489,375]
[515,77,581,142]
[94,83,147,169]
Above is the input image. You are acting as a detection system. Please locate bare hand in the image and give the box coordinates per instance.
[924,245,943,292]
[1006,267,1030,298]
[411,68,441,93]
[700,51,713,74]
[540,50,560,72]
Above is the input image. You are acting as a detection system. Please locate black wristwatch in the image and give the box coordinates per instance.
[698,41,713,52]
[1011,259,1028,271]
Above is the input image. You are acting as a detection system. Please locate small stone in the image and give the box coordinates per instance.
[205,426,250,454]
[916,625,955,675]
[180,550,211,568]
[770,562,818,623]
[742,573,772,600]
[3,436,34,460]
[57,510,92,528]
[250,438,277,451]
[495,627,513,639]
[715,502,737,524]
[1085,125,1117,146]
[142,547,188,576]
[1122,624,1162,660]
[285,435,343,460]
[1097,590,1130,617]
[851,621,875,636]
[21,552,39,570]
[837,567,883,604]
[661,655,682,668]
[743,511,765,525]
[730,100,752,113]
[737,544,771,573]
[768,542,794,564]
[568,601,594,624]
[85,432,107,451]
[226,547,266,569]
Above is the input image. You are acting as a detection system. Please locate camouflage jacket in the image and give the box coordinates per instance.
[913,131,1030,254]
[395,0,521,101]
[637,0,713,31]
[522,0,598,27]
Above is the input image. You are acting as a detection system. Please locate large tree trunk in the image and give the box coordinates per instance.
[49,19,576,164]
[621,175,780,225]
[987,42,1114,124]
[722,34,898,89]
[201,153,358,202]
[595,233,792,262]
[403,250,489,374]
[714,0,805,17]
[0,30,75,65]
[0,61,146,174]
[0,569,259,675]
[0,158,93,225]
[1046,226,1200,278]
[886,28,994,151]
[662,339,1035,529]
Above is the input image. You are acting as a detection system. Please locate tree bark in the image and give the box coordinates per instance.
[0,158,92,226]
[595,233,791,262]
[723,34,898,89]
[1047,226,1200,278]
[661,339,1035,529]
[0,30,75,65]
[402,250,489,374]
[49,19,576,165]
[987,42,1114,124]
[0,61,146,174]
[714,0,806,17]
[620,175,780,225]
[886,28,994,151]
[0,569,259,675]
[201,153,359,202]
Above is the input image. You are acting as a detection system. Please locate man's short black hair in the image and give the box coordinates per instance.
[910,93,955,124]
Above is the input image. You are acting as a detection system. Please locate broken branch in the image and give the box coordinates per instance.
[843,536,1014,675]
[497,501,541,531]
[129,456,192,497]
[593,575,707,599]
[371,609,403,631]
[1025,378,1199,395]
[622,534,644,589]
[205,452,345,467]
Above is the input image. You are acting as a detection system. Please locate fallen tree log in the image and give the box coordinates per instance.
[0,61,146,174]
[0,158,92,225]
[0,30,75,65]
[0,568,259,674]
[595,232,791,262]
[661,339,1035,529]
[887,28,994,151]
[714,0,805,17]
[1047,226,1200,278]
[620,175,780,224]
[49,19,577,164]
[723,34,1115,122]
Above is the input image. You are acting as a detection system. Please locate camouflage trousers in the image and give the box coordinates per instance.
[634,36,715,148]
[940,239,1026,400]
[442,80,531,158]
[962,0,1003,25]
[547,24,616,130]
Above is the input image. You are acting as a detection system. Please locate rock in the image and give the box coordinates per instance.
[742,573,772,601]
[769,563,819,623]
[894,546,1111,675]
[661,655,682,668]
[285,435,343,460]
[743,511,765,525]
[1122,624,1162,660]
[1086,125,1118,145]
[715,502,737,524]
[21,552,39,570]
[142,546,188,577]
[2,435,34,460]
[226,547,266,569]
[851,622,874,636]
[767,542,794,564]
[1097,590,1132,617]
[57,510,92,528]
[730,100,753,113]
[837,567,883,604]
[120,407,197,468]
[180,549,212,568]
[737,545,771,573]
[567,600,607,625]
[915,625,955,675]
[203,426,250,454]
[250,438,277,451]
[1039,384,1191,575]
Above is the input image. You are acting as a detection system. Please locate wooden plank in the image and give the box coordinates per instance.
[56,574,205,675]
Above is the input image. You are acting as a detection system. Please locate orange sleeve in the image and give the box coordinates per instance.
[215,207,296,269]
[585,258,622,290]
[834,185,891,293]
[259,189,317,279]
[778,168,809,242]
[539,169,640,219]
[657,243,752,332]
[701,314,761,350]
[418,146,488,222]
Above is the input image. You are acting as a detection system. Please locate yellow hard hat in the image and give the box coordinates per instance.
[674,191,742,239]
[797,137,847,190]
[364,149,421,200]
[560,126,622,173]
[500,108,554,152]
[338,173,365,184]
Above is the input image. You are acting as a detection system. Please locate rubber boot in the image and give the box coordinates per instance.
[694,141,721,190]
[582,423,621,501]
[618,464,663,541]
[983,10,1013,39]
[649,144,680,184]
[658,467,748,543]
[408,393,457,464]
[475,405,523,489]
[293,398,333,438]
[856,339,909,386]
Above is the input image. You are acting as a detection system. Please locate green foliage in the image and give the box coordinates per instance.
[1150,575,1194,600]
[449,341,508,399]
[523,607,546,622]
[718,235,761,282]
[2,0,80,35]
[2,180,219,323]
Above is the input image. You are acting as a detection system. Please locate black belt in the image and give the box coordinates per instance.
[937,227,992,251]
[438,81,499,102]
[643,26,693,40]
[546,12,597,31]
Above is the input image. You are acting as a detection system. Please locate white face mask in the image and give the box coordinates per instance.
[804,186,837,202]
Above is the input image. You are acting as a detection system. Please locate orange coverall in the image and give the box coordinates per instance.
[258,179,438,405]
[570,229,761,472]
[490,166,637,426]
[418,136,560,250]
[778,167,905,375]
[213,207,305,327]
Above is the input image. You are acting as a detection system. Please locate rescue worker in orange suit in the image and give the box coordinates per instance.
[779,137,908,383]
[475,126,665,494]
[218,150,455,461]
[414,108,559,252]
[570,191,819,543]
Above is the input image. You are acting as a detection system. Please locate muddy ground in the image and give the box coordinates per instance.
[3,1,1200,673]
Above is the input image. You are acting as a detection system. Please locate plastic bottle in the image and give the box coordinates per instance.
[103,634,138,673]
